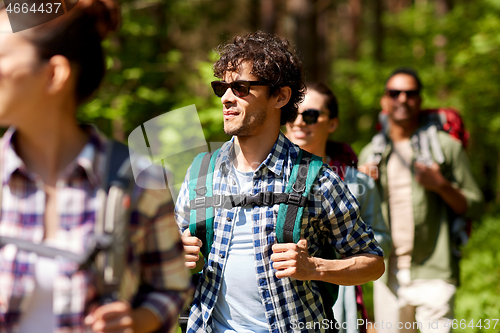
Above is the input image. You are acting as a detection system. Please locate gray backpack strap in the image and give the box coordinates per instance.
[418,130,433,166]
[370,133,387,165]
[378,113,390,134]
[95,140,134,303]
[427,125,445,164]
[411,125,445,166]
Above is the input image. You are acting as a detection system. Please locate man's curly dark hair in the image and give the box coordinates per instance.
[213,31,306,125]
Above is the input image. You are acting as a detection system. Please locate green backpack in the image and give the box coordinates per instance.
[187,148,339,320]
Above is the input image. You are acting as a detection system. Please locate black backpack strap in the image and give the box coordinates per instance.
[188,192,307,210]
[188,149,219,259]
[103,140,132,190]
[193,152,213,258]
[276,149,323,244]
[282,150,311,243]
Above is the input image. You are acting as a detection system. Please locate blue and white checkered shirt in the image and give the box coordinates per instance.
[175,132,383,333]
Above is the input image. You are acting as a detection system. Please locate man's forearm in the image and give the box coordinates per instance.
[312,253,385,286]
[435,180,468,215]
[132,307,161,333]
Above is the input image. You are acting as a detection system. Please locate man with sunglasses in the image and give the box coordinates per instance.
[358,68,483,333]
[175,32,385,333]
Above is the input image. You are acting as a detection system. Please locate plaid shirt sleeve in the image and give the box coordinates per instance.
[129,168,191,331]
[308,166,384,257]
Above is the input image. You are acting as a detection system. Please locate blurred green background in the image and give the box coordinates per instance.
[79,1,500,331]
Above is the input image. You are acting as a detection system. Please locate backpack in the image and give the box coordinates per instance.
[0,140,134,303]
[187,148,339,320]
[325,141,358,180]
[370,108,471,257]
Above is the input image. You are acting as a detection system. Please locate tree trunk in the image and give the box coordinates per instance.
[348,0,362,61]
[249,0,260,31]
[372,0,384,62]
[260,0,277,33]
[289,0,319,82]
[436,0,453,16]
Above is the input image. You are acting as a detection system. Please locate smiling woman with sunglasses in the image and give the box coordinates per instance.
[285,83,339,164]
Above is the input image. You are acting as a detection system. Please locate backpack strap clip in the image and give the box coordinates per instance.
[242,192,264,207]
[193,197,206,208]
[213,194,222,207]
[263,191,274,206]
[287,192,303,206]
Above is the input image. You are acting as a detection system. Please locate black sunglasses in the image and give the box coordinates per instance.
[211,80,268,98]
[386,89,420,99]
[297,109,327,125]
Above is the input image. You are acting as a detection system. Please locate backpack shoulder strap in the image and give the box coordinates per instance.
[103,140,132,190]
[370,132,387,165]
[96,139,135,302]
[188,149,219,259]
[276,149,323,244]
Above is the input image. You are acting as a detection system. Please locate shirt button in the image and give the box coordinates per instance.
[227,217,231,221]
[231,179,236,185]
[219,253,225,258]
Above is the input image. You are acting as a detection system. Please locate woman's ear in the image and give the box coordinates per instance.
[274,86,292,109]
[45,55,73,95]
[328,117,339,134]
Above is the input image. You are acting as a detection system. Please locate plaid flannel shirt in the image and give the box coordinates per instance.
[0,126,190,332]
[175,132,383,333]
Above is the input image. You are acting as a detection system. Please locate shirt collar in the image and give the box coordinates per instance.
[0,125,108,189]
[219,131,300,177]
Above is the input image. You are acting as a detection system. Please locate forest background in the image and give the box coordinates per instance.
[79,0,500,331]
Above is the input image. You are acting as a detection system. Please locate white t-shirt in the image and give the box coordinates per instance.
[18,254,58,333]
[212,167,268,333]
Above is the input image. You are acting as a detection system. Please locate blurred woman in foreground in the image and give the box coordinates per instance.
[0,1,189,332]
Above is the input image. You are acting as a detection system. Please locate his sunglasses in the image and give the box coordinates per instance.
[297,109,327,125]
[386,89,420,99]
[211,80,268,98]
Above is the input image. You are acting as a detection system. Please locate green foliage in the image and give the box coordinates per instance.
[327,0,499,210]
[454,215,500,332]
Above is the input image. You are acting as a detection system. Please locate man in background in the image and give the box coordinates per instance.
[359,68,483,333]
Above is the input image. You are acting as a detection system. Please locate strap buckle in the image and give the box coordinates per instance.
[213,194,222,207]
[263,192,273,206]
[292,182,305,193]
[243,193,263,207]
[194,197,206,208]
[195,187,207,196]
[287,193,302,206]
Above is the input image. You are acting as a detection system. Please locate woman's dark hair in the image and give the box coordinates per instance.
[213,31,306,125]
[306,82,339,119]
[13,0,119,104]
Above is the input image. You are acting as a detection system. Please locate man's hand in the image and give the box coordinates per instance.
[271,239,318,280]
[182,229,202,269]
[414,161,468,215]
[85,302,161,333]
[414,162,446,193]
[358,162,379,181]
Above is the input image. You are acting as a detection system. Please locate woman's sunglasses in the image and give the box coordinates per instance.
[297,109,327,125]
[211,80,268,98]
